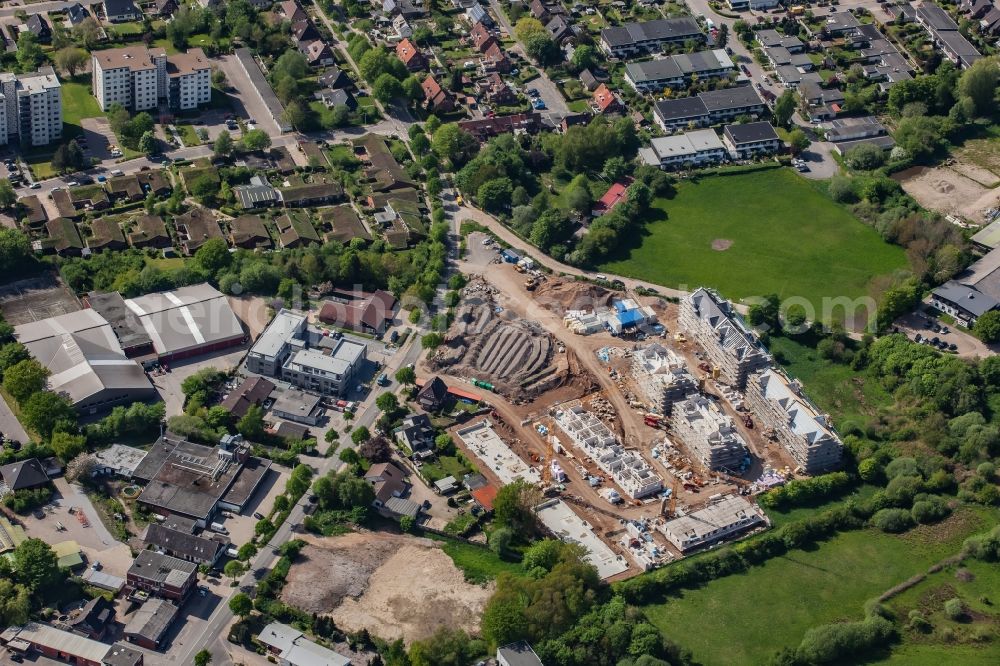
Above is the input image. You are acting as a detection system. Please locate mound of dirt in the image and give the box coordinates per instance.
[533,278,613,313]
[711,239,733,251]
[281,532,492,646]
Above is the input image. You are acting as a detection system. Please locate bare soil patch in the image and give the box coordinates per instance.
[282,532,492,645]
[711,238,733,251]
[895,165,1000,223]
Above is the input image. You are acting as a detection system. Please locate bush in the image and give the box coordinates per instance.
[943,597,965,621]
[910,495,951,524]
[871,508,914,533]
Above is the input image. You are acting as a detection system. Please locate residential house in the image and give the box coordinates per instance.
[25,14,52,43]
[639,130,727,170]
[470,21,496,51]
[416,375,449,411]
[229,214,272,249]
[393,14,413,39]
[546,15,574,44]
[66,596,115,640]
[591,83,623,114]
[422,76,455,111]
[658,495,767,551]
[44,218,85,257]
[234,175,281,210]
[722,122,781,159]
[126,550,198,601]
[498,641,544,666]
[281,181,345,208]
[276,212,320,248]
[301,40,335,67]
[318,67,352,90]
[127,214,171,249]
[104,0,143,22]
[396,412,436,458]
[365,461,419,518]
[798,80,846,121]
[67,3,90,25]
[319,205,371,244]
[143,523,225,566]
[257,623,352,666]
[826,116,895,154]
[315,87,357,109]
[483,41,512,72]
[149,0,179,17]
[317,289,397,336]
[220,376,275,420]
[0,458,50,492]
[384,0,426,19]
[930,281,1000,327]
[290,19,320,43]
[961,0,994,20]
[592,181,629,216]
[354,134,415,192]
[396,38,427,71]
[106,175,145,203]
[479,72,515,104]
[755,29,805,51]
[174,208,224,254]
[600,17,705,58]
[822,10,861,35]
[458,112,543,141]
[529,0,553,21]
[17,195,48,228]
[915,2,982,67]
[625,49,735,92]
[467,4,492,26]
[87,218,128,252]
[276,0,307,22]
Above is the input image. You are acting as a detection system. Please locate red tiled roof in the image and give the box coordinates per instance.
[592,83,618,113]
[396,38,422,65]
[471,485,498,511]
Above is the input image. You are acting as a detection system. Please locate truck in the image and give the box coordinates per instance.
[210,522,228,534]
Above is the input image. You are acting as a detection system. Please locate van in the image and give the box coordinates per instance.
[110,169,124,176]
[210,522,228,534]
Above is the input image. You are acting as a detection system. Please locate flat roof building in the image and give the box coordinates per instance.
[601,17,704,57]
[671,394,748,471]
[123,597,179,650]
[658,495,767,551]
[640,129,727,170]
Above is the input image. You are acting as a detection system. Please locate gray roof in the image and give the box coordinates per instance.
[916,2,957,30]
[124,283,244,357]
[257,622,352,666]
[103,643,144,666]
[251,309,307,360]
[654,96,709,121]
[724,121,779,144]
[123,598,178,645]
[626,58,682,82]
[932,281,1000,317]
[0,458,49,491]
[234,48,286,128]
[128,550,198,586]
[699,85,764,112]
[497,641,544,666]
[235,183,280,209]
[383,496,421,518]
[602,17,703,48]
[14,308,154,407]
[144,523,224,562]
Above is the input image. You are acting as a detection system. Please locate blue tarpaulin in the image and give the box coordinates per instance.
[618,309,644,327]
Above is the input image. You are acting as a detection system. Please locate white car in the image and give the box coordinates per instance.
[596,274,607,281]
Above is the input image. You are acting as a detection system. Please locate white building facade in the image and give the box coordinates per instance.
[92,46,210,113]
[0,68,62,147]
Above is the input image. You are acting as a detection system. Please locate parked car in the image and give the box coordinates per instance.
[29,182,40,189]
[253,512,265,520]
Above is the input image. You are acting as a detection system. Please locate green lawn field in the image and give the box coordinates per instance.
[640,508,994,666]
[61,76,103,134]
[598,168,907,316]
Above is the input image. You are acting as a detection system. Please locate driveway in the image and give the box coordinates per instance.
[212,53,282,137]
[0,393,28,444]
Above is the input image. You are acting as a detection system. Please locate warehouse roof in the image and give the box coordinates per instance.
[123,598,179,646]
[7,623,110,663]
[124,283,244,357]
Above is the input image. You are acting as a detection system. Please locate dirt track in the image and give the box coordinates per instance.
[282,532,492,645]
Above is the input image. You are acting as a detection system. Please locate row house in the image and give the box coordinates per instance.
[639,130,727,170]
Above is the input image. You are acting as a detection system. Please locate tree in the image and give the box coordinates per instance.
[213,130,234,158]
[351,426,371,444]
[478,178,514,213]
[787,128,810,156]
[224,559,246,582]
[51,430,86,462]
[241,129,271,152]
[359,435,392,463]
[773,90,796,128]
[409,628,483,666]
[0,180,16,211]
[602,156,628,182]
[13,538,61,592]
[514,17,546,42]
[957,56,999,116]
[373,73,403,103]
[52,141,85,174]
[273,495,290,512]
[845,142,885,171]
[195,237,232,272]
[432,123,478,167]
[394,366,416,386]
[376,392,399,413]
[974,310,1000,343]
[236,542,257,562]
[73,17,102,49]
[237,404,266,440]
[194,649,212,666]
[16,32,43,72]
[283,100,312,132]
[138,130,158,156]
[54,47,87,77]
[229,593,253,618]
[0,580,30,627]
[493,479,539,534]
[524,33,558,65]
[22,391,77,439]
[894,115,948,159]
[3,359,48,403]
[570,44,597,72]
[489,526,514,556]
[212,68,228,89]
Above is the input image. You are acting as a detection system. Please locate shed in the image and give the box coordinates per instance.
[434,475,459,494]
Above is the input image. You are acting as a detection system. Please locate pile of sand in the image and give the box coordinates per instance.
[533,278,613,313]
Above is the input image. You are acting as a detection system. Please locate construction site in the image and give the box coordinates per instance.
[428,261,841,578]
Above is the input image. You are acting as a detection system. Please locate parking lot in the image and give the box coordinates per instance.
[214,53,282,137]
[211,465,288,547]
[0,275,81,326]
[895,309,992,358]
[80,117,117,161]
[150,345,252,416]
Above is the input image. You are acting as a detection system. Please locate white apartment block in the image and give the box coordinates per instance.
[631,343,698,413]
[0,94,7,146]
[745,369,843,474]
[0,68,62,147]
[639,130,727,170]
[554,404,663,499]
[658,495,767,552]
[92,46,211,113]
[671,394,747,471]
[678,287,771,389]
